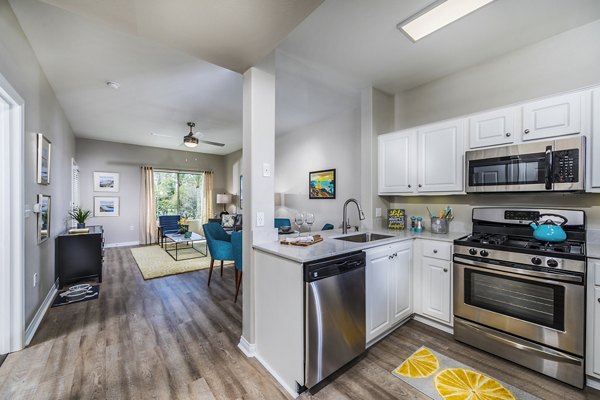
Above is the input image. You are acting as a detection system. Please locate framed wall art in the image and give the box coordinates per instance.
[37,194,51,243]
[93,171,119,192]
[94,196,120,217]
[309,169,336,199]
[37,133,51,185]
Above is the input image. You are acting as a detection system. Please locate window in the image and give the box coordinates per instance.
[154,171,204,219]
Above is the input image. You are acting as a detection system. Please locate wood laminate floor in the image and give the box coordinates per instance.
[0,247,599,399]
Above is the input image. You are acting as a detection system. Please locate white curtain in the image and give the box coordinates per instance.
[140,166,157,244]
[201,171,214,226]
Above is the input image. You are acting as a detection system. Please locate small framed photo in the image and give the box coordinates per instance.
[37,133,51,185]
[94,196,120,217]
[309,169,336,199]
[37,194,51,243]
[93,172,119,192]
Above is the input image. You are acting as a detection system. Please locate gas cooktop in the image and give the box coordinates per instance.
[457,232,585,257]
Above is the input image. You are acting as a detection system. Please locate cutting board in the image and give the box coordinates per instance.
[280,234,323,246]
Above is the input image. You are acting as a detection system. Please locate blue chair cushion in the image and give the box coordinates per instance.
[322,223,334,231]
[203,222,234,261]
[275,218,291,228]
[231,231,242,272]
[159,215,181,235]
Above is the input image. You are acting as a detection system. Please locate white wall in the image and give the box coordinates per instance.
[275,108,361,231]
[76,138,227,245]
[385,18,600,232]
[224,149,243,214]
[0,0,76,325]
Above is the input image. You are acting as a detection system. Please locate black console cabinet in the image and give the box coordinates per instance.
[55,225,104,288]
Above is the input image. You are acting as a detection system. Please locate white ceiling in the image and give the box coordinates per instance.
[8,0,600,154]
[279,0,600,94]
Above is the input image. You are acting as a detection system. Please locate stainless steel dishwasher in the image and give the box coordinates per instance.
[304,251,366,388]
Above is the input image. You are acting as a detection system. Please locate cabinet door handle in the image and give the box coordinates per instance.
[443,268,448,272]
[598,298,600,304]
[505,132,511,137]
[408,184,411,188]
[433,249,438,254]
[418,184,422,188]
[524,129,530,134]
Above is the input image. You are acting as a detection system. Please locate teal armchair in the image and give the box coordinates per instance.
[275,218,291,228]
[202,223,234,285]
[231,231,243,303]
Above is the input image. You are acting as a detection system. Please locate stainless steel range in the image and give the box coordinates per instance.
[453,207,586,388]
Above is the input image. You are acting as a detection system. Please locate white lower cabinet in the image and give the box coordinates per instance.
[420,257,452,324]
[365,241,412,343]
[587,259,600,379]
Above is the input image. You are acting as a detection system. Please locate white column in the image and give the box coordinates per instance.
[240,52,277,348]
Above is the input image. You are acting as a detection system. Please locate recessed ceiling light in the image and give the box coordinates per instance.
[106,81,120,89]
[397,0,494,42]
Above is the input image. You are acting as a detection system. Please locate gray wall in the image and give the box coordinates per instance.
[224,149,243,214]
[395,19,600,129]
[275,109,361,231]
[0,0,76,325]
[76,138,227,245]
[387,19,600,232]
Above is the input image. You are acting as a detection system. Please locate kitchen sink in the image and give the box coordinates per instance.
[333,232,394,243]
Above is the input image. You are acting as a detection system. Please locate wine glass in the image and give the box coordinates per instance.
[294,212,305,237]
[305,212,315,235]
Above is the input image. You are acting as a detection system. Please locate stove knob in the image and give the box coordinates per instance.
[531,257,542,265]
[469,248,477,255]
[547,259,559,268]
[480,250,489,257]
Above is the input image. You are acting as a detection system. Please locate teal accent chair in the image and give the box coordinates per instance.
[158,214,180,246]
[202,223,234,285]
[231,231,243,303]
[275,218,291,228]
[322,223,334,230]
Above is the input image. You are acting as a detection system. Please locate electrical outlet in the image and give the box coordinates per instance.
[375,208,382,218]
[256,211,265,227]
[263,163,271,177]
[33,273,38,288]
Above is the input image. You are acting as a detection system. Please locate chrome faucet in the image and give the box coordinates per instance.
[342,198,365,234]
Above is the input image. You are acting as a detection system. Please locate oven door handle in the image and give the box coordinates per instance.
[453,255,583,284]
[458,319,582,366]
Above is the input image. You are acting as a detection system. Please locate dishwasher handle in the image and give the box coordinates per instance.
[304,252,366,282]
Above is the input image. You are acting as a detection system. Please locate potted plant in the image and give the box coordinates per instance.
[68,206,91,228]
[178,217,190,234]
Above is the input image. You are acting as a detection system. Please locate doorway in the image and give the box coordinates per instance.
[0,73,25,355]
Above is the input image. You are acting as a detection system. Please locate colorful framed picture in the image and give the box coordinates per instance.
[94,196,120,217]
[37,194,51,243]
[37,133,51,185]
[93,171,119,192]
[309,169,336,199]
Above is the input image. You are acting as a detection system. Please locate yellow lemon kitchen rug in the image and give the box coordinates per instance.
[392,346,541,400]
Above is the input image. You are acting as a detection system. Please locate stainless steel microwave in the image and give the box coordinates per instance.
[465,136,585,193]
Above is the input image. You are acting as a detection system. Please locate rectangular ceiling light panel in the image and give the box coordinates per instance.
[398,0,494,42]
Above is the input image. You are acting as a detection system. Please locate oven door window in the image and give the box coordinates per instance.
[464,269,565,331]
[468,153,546,187]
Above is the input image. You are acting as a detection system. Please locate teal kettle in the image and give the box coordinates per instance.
[530,214,568,242]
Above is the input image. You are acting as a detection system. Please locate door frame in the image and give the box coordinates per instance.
[0,72,25,354]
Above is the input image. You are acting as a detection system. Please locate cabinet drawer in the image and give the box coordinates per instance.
[422,241,451,260]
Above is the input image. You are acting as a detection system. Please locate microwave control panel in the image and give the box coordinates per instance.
[553,149,579,183]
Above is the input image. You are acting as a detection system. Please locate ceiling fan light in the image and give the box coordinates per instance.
[183,135,198,147]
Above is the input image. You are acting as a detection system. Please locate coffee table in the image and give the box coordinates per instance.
[163,232,207,261]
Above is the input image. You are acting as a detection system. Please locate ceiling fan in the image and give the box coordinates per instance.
[182,122,225,148]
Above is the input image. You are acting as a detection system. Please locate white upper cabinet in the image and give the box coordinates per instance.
[590,88,600,190]
[521,92,582,141]
[417,119,465,193]
[468,107,516,149]
[378,130,415,194]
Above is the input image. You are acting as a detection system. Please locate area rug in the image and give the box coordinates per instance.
[52,285,99,307]
[131,245,232,280]
[392,346,541,400]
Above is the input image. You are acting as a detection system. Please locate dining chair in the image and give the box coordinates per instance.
[202,223,234,285]
[322,223,334,230]
[231,231,243,303]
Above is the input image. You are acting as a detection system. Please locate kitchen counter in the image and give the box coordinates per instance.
[587,229,600,259]
[253,229,468,263]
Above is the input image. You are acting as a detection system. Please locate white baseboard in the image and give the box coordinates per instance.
[413,314,454,334]
[254,352,299,399]
[587,375,600,390]
[238,336,256,357]
[104,241,140,248]
[25,280,58,345]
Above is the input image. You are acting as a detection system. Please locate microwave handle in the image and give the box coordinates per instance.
[544,145,553,190]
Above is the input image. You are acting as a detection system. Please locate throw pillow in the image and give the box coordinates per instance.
[222,214,235,228]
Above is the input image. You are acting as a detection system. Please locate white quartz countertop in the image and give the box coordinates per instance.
[253,228,469,263]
